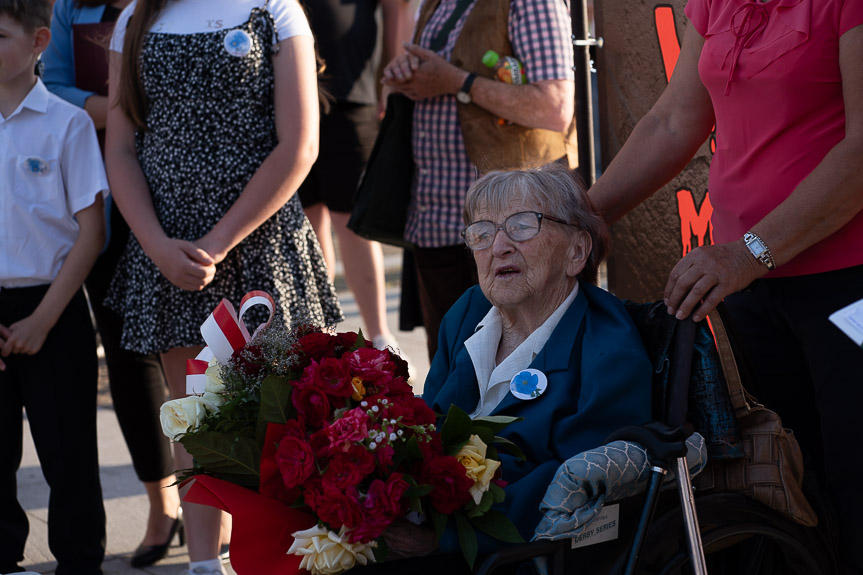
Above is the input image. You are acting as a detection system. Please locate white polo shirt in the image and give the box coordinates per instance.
[0,79,108,288]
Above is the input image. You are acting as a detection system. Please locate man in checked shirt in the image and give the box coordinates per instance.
[383,0,577,361]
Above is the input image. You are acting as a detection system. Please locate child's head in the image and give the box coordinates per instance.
[0,0,52,32]
[0,0,51,89]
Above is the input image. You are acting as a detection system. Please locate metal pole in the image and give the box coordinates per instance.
[676,456,708,575]
[571,0,596,186]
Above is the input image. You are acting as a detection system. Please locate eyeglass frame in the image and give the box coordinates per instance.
[460,211,576,251]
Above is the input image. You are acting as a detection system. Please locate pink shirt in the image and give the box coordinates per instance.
[685,0,863,277]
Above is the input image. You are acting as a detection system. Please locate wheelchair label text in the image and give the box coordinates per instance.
[570,504,620,549]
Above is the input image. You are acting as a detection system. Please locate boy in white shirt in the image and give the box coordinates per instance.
[0,1,109,573]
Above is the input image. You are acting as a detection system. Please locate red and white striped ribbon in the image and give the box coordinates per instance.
[186,347,215,395]
[199,291,275,365]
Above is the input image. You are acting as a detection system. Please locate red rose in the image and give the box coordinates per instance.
[322,455,367,491]
[309,428,332,458]
[283,418,306,440]
[375,444,395,469]
[346,347,396,382]
[316,486,363,530]
[292,386,331,428]
[274,436,316,488]
[335,331,370,351]
[326,408,370,450]
[387,376,414,398]
[421,455,473,514]
[388,352,411,380]
[231,344,265,378]
[314,357,353,396]
[298,332,338,360]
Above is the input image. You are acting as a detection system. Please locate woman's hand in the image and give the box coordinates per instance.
[664,238,767,322]
[149,238,217,292]
[0,315,51,358]
[382,519,438,559]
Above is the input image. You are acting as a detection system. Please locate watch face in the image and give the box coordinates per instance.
[456,91,471,104]
[749,237,766,256]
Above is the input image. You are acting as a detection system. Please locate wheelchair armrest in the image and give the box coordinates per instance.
[473,540,567,575]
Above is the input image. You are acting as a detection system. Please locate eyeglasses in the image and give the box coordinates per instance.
[461,211,574,251]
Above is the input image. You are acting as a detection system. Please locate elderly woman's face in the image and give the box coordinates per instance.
[470,197,587,315]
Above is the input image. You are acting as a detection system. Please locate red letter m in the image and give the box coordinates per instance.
[677,190,713,257]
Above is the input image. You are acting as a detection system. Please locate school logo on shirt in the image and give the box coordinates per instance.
[23,156,50,176]
[509,369,548,400]
[224,29,252,57]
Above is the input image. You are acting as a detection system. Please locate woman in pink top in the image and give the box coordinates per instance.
[588,0,863,571]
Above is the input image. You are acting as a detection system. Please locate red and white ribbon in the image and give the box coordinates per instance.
[199,291,275,365]
[186,347,215,395]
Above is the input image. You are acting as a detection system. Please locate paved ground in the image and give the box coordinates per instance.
[15,248,430,575]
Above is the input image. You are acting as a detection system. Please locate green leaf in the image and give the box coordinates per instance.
[258,375,294,425]
[350,328,367,352]
[405,435,424,461]
[430,509,448,542]
[456,512,478,569]
[441,405,472,453]
[469,415,522,434]
[471,510,524,543]
[492,436,526,461]
[489,482,506,503]
[372,536,389,562]
[468,489,494,517]
[470,425,495,448]
[180,431,260,477]
[404,484,433,498]
[408,496,423,514]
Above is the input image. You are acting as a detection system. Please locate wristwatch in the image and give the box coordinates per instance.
[743,231,776,270]
[456,73,477,104]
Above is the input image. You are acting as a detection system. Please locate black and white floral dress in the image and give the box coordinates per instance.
[106,5,342,354]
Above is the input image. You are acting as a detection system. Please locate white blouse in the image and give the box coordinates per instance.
[464,283,579,417]
[110,0,312,52]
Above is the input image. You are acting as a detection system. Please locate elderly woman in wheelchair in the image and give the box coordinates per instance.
[368,164,654,570]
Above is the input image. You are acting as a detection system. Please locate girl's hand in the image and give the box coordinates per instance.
[0,316,51,357]
[150,238,217,291]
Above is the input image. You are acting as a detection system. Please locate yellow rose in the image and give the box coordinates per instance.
[351,377,366,401]
[288,525,376,575]
[159,396,218,441]
[456,435,502,505]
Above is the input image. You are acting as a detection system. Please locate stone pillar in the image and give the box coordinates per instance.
[595,0,715,301]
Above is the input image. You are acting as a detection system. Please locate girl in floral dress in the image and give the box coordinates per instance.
[106,1,342,573]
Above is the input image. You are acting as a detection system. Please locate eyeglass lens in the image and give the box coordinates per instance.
[463,212,542,249]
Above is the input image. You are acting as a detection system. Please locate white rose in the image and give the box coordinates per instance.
[205,358,226,394]
[202,391,226,407]
[160,396,218,441]
[288,525,376,575]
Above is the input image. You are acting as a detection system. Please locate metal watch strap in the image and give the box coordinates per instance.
[743,231,776,270]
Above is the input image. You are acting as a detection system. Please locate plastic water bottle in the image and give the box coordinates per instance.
[482,50,527,85]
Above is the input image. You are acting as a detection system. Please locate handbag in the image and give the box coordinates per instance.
[693,309,819,527]
[347,93,415,248]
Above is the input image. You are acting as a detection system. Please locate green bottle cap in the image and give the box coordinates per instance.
[482,50,500,68]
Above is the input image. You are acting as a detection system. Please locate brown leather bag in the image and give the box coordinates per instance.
[693,310,818,527]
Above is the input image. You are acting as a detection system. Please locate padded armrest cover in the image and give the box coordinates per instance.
[533,433,707,541]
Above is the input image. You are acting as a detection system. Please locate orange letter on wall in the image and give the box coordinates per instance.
[677,190,713,257]
[655,5,681,82]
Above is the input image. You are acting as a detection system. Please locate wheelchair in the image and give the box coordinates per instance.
[475,302,841,575]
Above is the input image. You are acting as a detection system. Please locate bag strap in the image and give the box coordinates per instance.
[706,308,755,418]
[429,0,475,53]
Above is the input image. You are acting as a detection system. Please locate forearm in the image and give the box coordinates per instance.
[105,145,167,257]
[588,108,712,223]
[31,199,105,331]
[83,95,108,130]
[381,0,413,64]
[199,133,318,262]
[752,136,863,267]
[469,77,574,132]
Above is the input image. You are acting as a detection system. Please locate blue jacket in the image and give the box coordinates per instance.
[42,1,108,109]
[423,283,653,554]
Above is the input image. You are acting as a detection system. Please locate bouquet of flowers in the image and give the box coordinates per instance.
[160,292,524,574]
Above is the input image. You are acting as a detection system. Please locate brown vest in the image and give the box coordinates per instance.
[414,0,578,172]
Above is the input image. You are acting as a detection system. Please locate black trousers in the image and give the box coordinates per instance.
[413,244,478,362]
[0,286,106,575]
[85,202,174,482]
[723,264,863,573]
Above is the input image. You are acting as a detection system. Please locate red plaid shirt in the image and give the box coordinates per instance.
[404,0,574,248]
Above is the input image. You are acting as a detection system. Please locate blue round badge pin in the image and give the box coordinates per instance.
[224,29,252,58]
[509,368,548,400]
[24,156,50,176]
